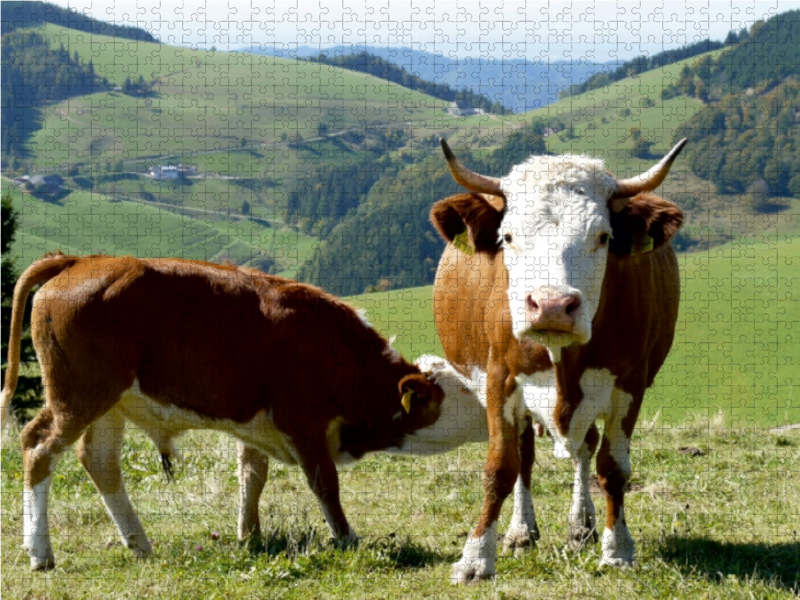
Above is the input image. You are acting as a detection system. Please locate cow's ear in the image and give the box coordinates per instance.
[398,373,445,415]
[609,193,683,256]
[430,193,504,255]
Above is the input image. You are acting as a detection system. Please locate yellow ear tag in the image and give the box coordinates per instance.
[633,234,654,255]
[401,391,412,413]
[452,231,475,256]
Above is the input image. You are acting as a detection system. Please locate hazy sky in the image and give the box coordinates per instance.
[65,0,800,61]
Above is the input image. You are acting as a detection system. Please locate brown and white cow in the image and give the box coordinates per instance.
[1,253,457,571]
[431,139,686,583]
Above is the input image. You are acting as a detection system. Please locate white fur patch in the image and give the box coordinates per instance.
[394,356,488,455]
[600,509,635,568]
[499,155,616,346]
[451,521,498,584]
[24,475,55,570]
[117,381,348,466]
[505,475,537,548]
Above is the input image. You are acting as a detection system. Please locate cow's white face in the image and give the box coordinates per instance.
[499,156,617,348]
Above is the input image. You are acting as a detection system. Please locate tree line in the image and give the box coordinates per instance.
[669,11,800,201]
[307,52,511,115]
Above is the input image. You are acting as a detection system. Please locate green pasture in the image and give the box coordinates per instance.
[1,416,797,598]
[24,22,474,170]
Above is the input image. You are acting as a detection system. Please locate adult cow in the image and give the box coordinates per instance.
[431,138,686,583]
[2,253,457,571]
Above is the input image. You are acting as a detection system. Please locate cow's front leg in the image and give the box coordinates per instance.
[295,438,357,546]
[452,362,520,584]
[236,441,269,550]
[569,423,599,547]
[596,389,637,568]
[502,417,539,554]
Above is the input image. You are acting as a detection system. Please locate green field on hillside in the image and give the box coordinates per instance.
[25,22,476,169]
[3,179,320,277]
[346,233,800,429]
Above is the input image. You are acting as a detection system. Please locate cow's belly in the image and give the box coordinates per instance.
[517,368,617,459]
[116,381,353,466]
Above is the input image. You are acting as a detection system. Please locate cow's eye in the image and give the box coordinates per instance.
[598,233,610,246]
[503,233,513,245]
[575,186,586,195]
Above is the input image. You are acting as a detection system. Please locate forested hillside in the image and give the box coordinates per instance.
[0,1,158,41]
[671,10,800,198]
[298,126,546,295]
[561,37,727,97]
[1,28,104,157]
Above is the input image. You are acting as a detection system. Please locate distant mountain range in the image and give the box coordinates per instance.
[239,44,609,113]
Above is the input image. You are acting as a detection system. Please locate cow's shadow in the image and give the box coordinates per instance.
[657,536,799,592]
[255,529,449,568]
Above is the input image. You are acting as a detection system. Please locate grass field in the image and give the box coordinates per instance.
[1,416,798,598]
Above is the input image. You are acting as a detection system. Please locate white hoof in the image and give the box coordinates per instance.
[598,555,635,569]
[124,534,153,557]
[501,526,538,555]
[451,556,494,584]
[30,551,55,571]
[452,523,497,584]
[599,523,635,569]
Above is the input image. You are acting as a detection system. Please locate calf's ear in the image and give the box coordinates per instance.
[609,193,684,256]
[430,193,504,255]
[398,373,445,414]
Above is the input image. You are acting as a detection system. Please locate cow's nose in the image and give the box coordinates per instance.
[526,292,580,331]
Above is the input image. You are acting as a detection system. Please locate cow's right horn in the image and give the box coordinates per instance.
[440,139,504,196]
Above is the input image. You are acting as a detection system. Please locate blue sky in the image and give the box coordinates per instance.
[69,0,800,61]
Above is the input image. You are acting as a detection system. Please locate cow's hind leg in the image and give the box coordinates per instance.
[237,440,269,550]
[596,389,638,568]
[569,423,600,548]
[502,417,539,554]
[76,409,152,558]
[21,400,118,570]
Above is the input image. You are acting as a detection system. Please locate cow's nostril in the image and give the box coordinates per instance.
[526,295,539,311]
[565,297,580,315]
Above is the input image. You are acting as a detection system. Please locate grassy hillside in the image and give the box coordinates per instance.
[25,22,477,167]
[346,229,800,429]
[2,179,320,278]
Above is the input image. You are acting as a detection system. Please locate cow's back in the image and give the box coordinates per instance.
[33,256,391,425]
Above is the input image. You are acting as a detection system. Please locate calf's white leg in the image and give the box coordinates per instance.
[76,409,152,557]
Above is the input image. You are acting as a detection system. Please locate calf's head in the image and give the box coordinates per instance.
[432,139,686,349]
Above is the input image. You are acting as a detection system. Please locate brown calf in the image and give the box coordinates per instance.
[1,253,446,571]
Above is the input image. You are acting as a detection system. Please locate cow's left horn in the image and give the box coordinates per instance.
[440,139,503,196]
[610,138,688,211]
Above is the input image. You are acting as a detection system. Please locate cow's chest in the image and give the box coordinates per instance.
[517,368,618,458]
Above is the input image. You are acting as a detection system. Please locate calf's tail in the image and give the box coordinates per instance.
[1,252,78,429]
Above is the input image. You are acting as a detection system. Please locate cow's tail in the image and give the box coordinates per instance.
[1,252,78,430]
